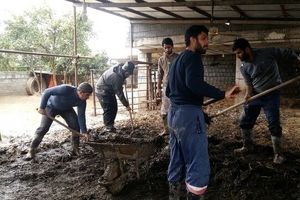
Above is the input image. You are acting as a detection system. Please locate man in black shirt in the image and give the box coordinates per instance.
[166,25,239,199]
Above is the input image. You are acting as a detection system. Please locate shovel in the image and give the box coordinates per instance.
[124,83,134,132]
[210,75,300,119]
[37,109,81,137]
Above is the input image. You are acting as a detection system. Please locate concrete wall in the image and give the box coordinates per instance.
[0,71,29,96]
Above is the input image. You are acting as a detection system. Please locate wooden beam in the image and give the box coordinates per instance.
[74,1,300,8]
[230,5,249,19]
[130,18,300,25]
[175,0,211,18]
[280,5,290,17]
[96,0,156,19]
[136,0,185,19]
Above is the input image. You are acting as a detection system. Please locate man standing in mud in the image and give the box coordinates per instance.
[156,37,178,136]
[25,82,93,160]
[232,38,300,164]
[96,61,134,132]
[166,25,239,199]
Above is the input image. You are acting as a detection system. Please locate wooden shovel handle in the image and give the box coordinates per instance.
[210,75,300,118]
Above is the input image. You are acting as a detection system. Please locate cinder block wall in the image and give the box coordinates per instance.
[203,54,236,91]
[0,71,28,96]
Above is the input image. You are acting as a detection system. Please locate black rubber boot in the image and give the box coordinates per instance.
[72,134,80,156]
[234,129,254,154]
[24,133,44,161]
[169,182,181,200]
[187,192,204,200]
[24,148,37,161]
[271,136,285,164]
[160,114,169,136]
[104,125,117,133]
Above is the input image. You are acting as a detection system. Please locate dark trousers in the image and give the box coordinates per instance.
[240,90,282,137]
[31,107,80,149]
[96,93,118,127]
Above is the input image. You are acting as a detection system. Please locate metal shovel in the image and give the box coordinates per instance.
[37,109,81,137]
[124,83,134,132]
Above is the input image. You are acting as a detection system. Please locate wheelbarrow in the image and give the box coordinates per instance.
[85,136,163,194]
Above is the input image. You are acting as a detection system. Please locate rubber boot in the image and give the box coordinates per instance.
[104,125,116,133]
[72,134,80,156]
[187,192,205,200]
[169,182,181,200]
[160,114,169,136]
[271,136,285,164]
[234,129,254,154]
[24,148,36,161]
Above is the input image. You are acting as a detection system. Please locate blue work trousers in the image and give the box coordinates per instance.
[167,104,210,188]
[31,107,80,149]
[240,90,282,136]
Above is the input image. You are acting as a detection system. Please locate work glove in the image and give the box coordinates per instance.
[80,130,91,142]
[126,105,131,111]
[203,112,212,125]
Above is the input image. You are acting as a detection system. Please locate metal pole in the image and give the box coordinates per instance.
[90,69,96,116]
[0,49,93,59]
[130,23,134,111]
[40,67,42,94]
[73,6,78,86]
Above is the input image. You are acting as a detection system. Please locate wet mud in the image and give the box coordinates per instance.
[0,100,300,200]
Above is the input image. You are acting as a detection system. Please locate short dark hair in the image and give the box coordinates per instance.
[162,37,174,46]
[77,82,93,94]
[185,25,209,47]
[232,38,251,51]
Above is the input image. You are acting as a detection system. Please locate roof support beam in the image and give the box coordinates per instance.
[130,19,300,25]
[280,5,290,17]
[96,0,156,19]
[136,0,185,19]
[174,0,211,18]
[76,1,300,8]
[230,5,249,19]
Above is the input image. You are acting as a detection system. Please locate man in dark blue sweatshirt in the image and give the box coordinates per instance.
[166,25,239,200]
[96,61,134,132]
[25,82,93,160]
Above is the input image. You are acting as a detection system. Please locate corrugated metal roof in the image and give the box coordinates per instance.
[66,0,300,25]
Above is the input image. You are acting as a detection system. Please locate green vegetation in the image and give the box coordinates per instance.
[0,5,108,80]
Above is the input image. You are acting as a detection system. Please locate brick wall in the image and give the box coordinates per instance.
[0,71,29,96]
[203,54,236,91]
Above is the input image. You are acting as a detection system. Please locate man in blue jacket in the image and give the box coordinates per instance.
[25,82,93,160]
[166,25,239,200]
[96,61,134,132]
[232,38,300,164]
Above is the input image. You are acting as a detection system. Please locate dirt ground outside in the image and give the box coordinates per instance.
[0,95,300,200]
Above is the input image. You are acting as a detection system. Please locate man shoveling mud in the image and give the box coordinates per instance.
[25,82,92,160]
[95,61,135,132]
[232,38,300,164]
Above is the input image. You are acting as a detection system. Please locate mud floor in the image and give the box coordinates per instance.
[0,99,300,200]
